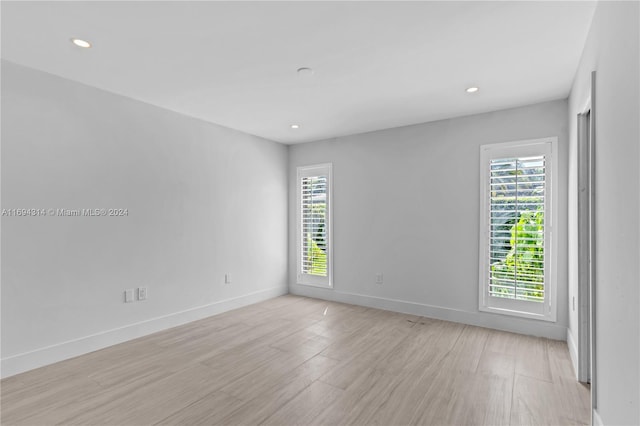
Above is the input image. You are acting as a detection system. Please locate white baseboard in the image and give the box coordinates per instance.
[290,284,567,340]
[593,409,603,426]
[567,330,579,379]
[1,286,287,379]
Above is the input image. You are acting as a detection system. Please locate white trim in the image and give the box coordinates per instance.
[589,70,598,413]
[478,137,558,322]
[592,409,603,426]
[580,95,592,116]
[290,284,567,340]
[296,163,333,288]
[0,286,287,379]
[567,329,580,380]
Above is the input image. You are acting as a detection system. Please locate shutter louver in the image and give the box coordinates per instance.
[301,175,327,277]
[488,155,546,303]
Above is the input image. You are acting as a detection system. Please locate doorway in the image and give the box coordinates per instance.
[577,71,596,413]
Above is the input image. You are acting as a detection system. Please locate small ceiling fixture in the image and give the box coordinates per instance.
[297,67,314,77]
[290,124,300,129]
[466,87,479,93]
[71,38,92,48]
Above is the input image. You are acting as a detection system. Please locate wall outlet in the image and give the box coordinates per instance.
[225,273,232,284]
[375,273,383,285]
[138,287,148,301]
[124,289,135,303]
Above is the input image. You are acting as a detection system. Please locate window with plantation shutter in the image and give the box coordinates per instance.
[297,164,332,287]
[479,138,557,321]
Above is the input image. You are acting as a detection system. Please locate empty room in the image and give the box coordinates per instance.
[1,1,638,425]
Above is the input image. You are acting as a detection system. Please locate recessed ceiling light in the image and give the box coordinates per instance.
[466,87,479,93]
[71,38,92,48]
[291,124,300,129]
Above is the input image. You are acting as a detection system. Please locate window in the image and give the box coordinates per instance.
[297,163,332,287]
[479,138,557,321]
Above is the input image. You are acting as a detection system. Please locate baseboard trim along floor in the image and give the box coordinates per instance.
[1,285,287,378]
[290,284,567,340]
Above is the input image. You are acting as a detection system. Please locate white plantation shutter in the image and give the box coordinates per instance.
[479,138,556,321]
[301,175,327,276]
[488,155,546,302]
[297,164,332,287]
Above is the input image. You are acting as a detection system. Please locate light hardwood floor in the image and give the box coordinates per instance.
[1,295,590,426]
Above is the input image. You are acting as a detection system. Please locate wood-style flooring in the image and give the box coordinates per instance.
[1,295,590,425]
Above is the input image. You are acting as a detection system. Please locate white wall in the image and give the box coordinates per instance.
[289,99,569,339]
[1,61,289,377]
[567,2,639,424]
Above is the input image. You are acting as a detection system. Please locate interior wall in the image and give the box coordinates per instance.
[289,99,569,339]
[1,61,289,377]
[567,1,639,424]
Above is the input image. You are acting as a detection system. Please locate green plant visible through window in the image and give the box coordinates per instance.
[305,234,327,275]
[489,156,545,302]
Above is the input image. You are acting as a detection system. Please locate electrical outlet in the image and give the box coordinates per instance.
[375,273,383,285]
[124,289,135,303]
[138,287,148,301]
[225,273,232,284]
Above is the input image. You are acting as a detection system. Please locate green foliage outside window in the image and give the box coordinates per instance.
[306,236,327,275]
[304,202,327,276]
[490,207,545,301]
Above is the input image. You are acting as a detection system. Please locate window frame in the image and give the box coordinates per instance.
[296,163,333,288]
[478,137,558,322]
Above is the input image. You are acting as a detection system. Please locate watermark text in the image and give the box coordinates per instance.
[2,208,129,217]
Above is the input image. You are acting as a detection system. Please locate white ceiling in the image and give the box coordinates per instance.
[1,1,596,144]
